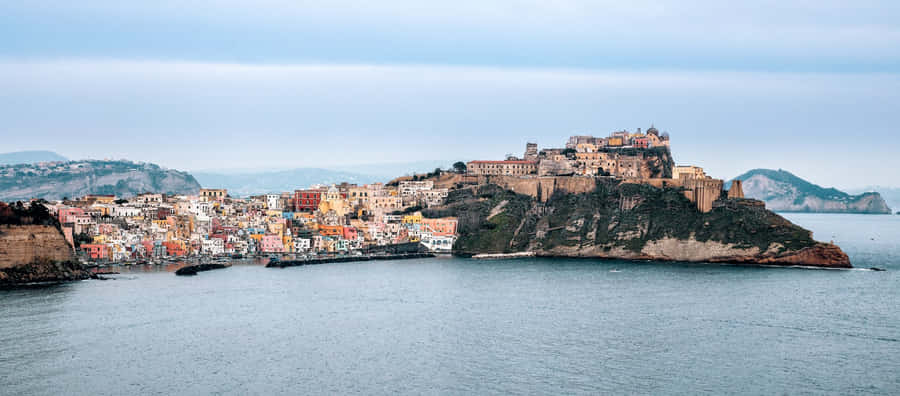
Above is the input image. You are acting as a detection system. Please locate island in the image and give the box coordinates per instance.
[729,169,891,214]
[0,127,854,286]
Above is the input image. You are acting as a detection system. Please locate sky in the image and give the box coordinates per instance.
[1,1,898,188]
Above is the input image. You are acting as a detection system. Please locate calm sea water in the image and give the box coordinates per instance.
[1,214,899,395]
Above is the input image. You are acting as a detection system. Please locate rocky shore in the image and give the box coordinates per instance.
[426,181,852,268]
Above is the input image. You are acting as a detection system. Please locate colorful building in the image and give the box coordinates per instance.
[294,189,324,212]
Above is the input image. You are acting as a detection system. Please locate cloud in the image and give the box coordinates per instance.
[2,1,899,71]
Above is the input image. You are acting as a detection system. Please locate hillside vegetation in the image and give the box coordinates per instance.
[0,160,200,201]
[424,180,849,267]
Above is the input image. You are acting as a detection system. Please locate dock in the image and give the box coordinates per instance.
[175,263,231,276]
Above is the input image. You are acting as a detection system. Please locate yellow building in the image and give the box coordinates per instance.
[318,185,351,218]
[85,195,116,204]
[673,165,707,180]
[402,214,423,224]
[282,235,293,253]
[575,143,597,153]
[199,188,227,200]
[267,222,285,236]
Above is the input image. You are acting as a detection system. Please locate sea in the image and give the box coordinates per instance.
[1,213,898,395]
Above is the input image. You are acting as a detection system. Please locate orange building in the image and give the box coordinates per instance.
[318,224,344,237]
[421,218,458,236]
[80,244,109,260]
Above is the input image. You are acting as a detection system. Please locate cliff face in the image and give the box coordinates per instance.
[0,224,90,286]
[731,169,891,214]
[0,160,201,201]
[425,181,851,268]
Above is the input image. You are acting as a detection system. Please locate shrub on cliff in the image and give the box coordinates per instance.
[0,201,58,227]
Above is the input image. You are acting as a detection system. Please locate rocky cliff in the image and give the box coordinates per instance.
[0,225,90,286]
[424,181,851,268]
[0,202,90,286]
[0,160,201,201]
[730,169,891,214]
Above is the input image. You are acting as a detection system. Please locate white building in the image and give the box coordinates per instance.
[293,238,311,252]
[266,194,281,210]
[201,238,225,255]
[399,180,434,197]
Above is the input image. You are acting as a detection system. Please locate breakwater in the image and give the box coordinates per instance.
[175,263,231,276]
[266,253,435,268]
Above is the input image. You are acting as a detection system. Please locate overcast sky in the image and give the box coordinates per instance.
[2,1,898,188]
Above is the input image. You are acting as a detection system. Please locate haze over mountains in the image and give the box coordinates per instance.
[0,150,67,165]
[192,160,452,196]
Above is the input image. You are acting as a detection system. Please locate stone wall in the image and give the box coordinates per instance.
[0,225,74,269]
[683,178,725,213]
[728,180,745,199]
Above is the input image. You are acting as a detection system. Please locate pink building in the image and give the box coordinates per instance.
[260,234,285,253]
[58,207,85,224]
[342,226,358,241]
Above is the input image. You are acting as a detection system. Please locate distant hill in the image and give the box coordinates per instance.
[0,160,200,201]
[729,169,891,214]
[0,151,68,165]
[192,168,380,197]
[848,186,900,213]
[330,160,454,180]
[192,161,453,197]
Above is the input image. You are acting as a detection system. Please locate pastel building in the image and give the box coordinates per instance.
[260,235,285,253]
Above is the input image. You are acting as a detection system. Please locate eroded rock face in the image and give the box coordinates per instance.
[428,181,852,268]
[0,224,89,286]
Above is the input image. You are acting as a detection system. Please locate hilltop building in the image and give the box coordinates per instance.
[467,160,538,176]
[199,188,227,201]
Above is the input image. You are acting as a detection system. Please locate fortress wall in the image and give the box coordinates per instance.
[474,176,597,202]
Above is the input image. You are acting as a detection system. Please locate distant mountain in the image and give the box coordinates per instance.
[192,168,380,197]
[0,160,200,201]
[330,160,455,180]
[729,169,891,214]
[0,151,68,165]
[848,186,900,213]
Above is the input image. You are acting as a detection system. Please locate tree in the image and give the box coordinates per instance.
[561,148,576,158]
[452,161,467,173]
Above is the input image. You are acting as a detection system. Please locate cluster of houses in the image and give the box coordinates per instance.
[48,181,458,262]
